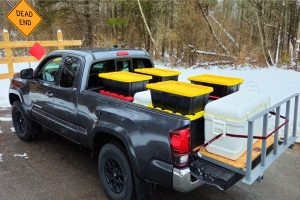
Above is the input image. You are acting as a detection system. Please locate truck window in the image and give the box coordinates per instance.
[132,58,152,69]
[59,56,81,88]
[116,59,132,72]
[88,60,115,88]
[37,57,62,82]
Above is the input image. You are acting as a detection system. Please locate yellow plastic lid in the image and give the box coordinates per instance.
[134,68,181,77]
[188,74,244,86]
[147,104,204,121]
[98,71,152,83]
[146,81,213,97]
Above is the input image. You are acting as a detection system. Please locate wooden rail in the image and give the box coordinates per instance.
[0,29,82,79]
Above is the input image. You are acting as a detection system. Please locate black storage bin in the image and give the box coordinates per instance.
[99,71,152,96]
[188,74,244,98]
[102,79,149,96]
[147,81,213,115]
[134,68,181,83]
[190,117,205,148]
[190,81,241,98]
[150,90,209,115]
[150,75,178,83]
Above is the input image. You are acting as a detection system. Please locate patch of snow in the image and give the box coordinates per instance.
[10,127,15,133]
[0,154,3,162]
[13,153,28,159]
[0,62,39,108]
[0,130,2,133]
[0,79,11,108]
[0,117,12,121]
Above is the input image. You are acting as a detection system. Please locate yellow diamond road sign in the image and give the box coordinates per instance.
[7,0,43,37]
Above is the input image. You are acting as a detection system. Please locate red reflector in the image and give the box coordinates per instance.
[117,51,129,56]
[99,90,134,102]
[170,128,191,154]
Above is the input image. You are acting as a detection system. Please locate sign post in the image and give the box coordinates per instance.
[6,0,43,37]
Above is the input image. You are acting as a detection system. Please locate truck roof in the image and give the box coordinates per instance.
[52,48,151,60]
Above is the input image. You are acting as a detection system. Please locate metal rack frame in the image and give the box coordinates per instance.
[200,93,299,185]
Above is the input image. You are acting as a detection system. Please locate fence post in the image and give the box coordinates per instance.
[57,30,64,50]
[3,30,14,74]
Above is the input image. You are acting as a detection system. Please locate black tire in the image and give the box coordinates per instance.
[98,143,133,200]
[11,101,40,141]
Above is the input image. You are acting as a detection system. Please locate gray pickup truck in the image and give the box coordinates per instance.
[9,48,298,200]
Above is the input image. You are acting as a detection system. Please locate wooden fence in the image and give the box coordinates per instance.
[0,29,82,79]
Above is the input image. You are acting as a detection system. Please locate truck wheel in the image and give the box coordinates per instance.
[98,143,133,200]
[12,101,39,141]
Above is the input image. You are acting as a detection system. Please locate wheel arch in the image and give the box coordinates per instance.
[91,127,141,178]
[9,89,23,105]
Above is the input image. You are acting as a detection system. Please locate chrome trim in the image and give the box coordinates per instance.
[173,167,203,192]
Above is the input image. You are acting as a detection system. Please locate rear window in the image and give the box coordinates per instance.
[88,60,115,88]
[116,59,131,72]
[92,60,115,73]
[87,58,153,89]
[132,58,152,69]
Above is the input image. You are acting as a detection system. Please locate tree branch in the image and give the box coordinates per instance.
[208,12,239,48]
[197,1,229,54]
[137,0,156,45]
[188,45,236,60]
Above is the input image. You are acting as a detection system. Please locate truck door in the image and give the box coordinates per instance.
[30,56,62,125]
[51,55,82,143]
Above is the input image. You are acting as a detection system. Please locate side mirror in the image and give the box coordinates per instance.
[20,68,34,79]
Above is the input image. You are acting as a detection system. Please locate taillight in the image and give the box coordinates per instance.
[117,51,129,56]
[170,128,191,167]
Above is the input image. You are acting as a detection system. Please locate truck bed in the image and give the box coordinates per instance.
[199,136,274,169]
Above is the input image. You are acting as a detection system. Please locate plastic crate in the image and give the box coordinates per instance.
[190,117,204,148]
[147,81,213,115]
[99,72,152,96]
[188,74,244,98]
[147,105,205,148]
[134,68,181,83]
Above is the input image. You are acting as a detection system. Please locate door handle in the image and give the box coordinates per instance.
[46,91,54,97]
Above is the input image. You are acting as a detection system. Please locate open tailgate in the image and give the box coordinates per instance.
[189,93,299,188]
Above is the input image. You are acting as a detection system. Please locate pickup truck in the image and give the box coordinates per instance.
[9,48,298,200]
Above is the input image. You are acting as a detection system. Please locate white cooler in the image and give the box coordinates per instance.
[204,90,270,160]
[133,90,152,106]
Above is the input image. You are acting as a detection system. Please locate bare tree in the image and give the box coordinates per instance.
[197,1,229,54]
[137,0,156,45]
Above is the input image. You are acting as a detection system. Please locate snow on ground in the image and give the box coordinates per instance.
[10,127,15,133]
[13,153,28,159]
[0,117,12,121]
[0,62,39,107]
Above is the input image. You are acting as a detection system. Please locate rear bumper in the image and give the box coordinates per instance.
[172,167,204,193]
